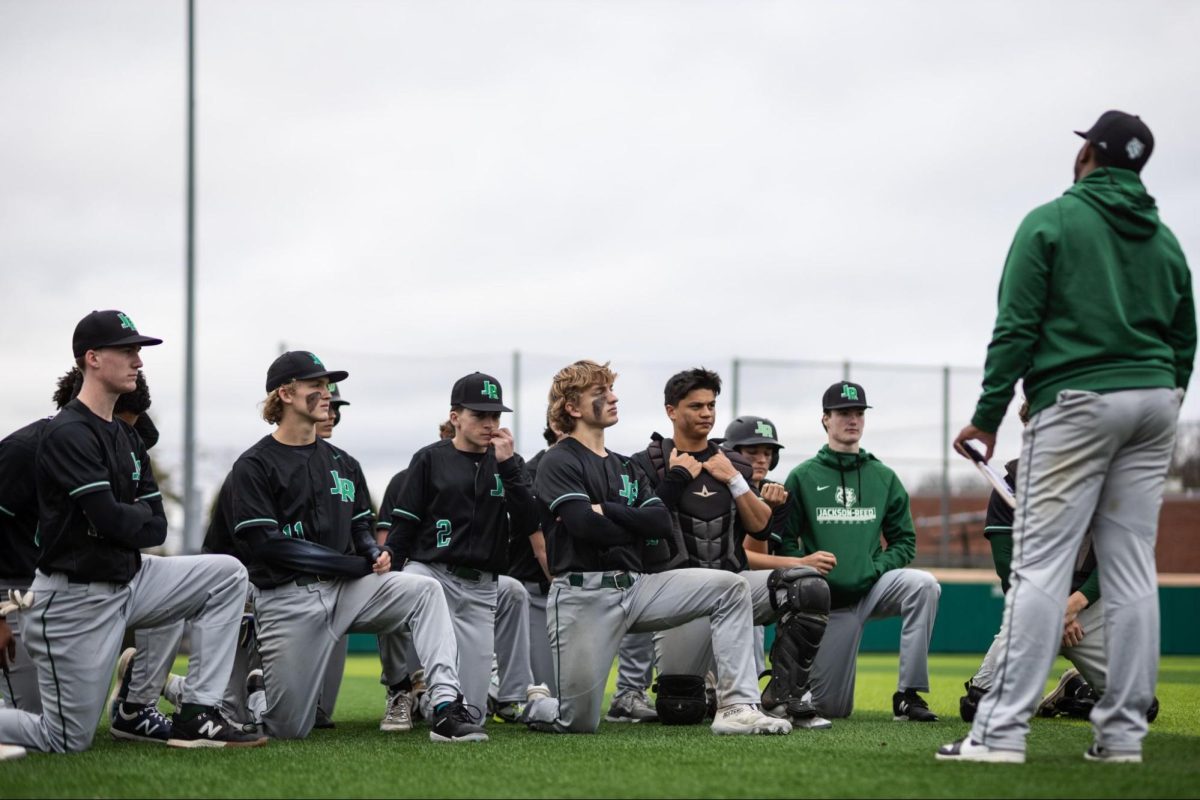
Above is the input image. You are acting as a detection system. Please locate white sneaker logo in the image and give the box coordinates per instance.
[1126,137,1145,160]
[136,718,159,735]
[198,720,223,738]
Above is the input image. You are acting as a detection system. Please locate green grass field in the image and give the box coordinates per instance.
[4,653,1199,798]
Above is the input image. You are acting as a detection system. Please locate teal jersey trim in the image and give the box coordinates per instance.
[68,480,110,497]
[548,492,590,511]
[233,517,277,532]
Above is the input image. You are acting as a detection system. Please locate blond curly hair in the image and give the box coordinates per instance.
[547,360,618,434]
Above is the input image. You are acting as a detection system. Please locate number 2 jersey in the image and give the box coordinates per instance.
[386,439,537,573]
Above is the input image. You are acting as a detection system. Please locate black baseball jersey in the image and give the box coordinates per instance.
[983,458,1097,595]
[631,437,763,573]
[202,472,238,557]
[0,418,51,581]
[375,469,408,535]
[230,435,376,588]
[35,399,161,583]
[387,439,536,573]
[507,449,546,584]
[533,437,665,574]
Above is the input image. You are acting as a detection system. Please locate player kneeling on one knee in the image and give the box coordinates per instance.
[523,360,788,736]
[230,352,485,743]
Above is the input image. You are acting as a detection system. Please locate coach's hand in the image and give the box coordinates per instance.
[669,448,702,478]
[760,483,789,509]
[953,424,995,462]
[373,550,392,574]
[491,428,515,462]
[702,450,738,482]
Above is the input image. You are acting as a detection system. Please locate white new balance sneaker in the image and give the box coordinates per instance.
[711,704,792,735]
[936,737,1025,763]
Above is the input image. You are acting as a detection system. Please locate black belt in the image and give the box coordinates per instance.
[567,571,634,590]
[448,565,496,583]
[296,574,334,586]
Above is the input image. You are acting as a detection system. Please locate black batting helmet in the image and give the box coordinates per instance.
[722,416,784,470]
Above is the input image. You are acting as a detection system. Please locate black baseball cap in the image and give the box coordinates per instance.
[265,351,349,393]
[451,372,512,412]
[329,381,350,407]
[72,310,163,358]
[1075,110,1154,173]
[822,381,871,411]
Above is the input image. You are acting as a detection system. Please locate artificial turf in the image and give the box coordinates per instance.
[3,653,1198,798]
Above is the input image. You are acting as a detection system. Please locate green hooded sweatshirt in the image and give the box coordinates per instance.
[973,167,1195,431]
[779,445,915,609]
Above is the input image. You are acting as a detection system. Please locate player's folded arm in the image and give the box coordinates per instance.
[599,500,670,543]
[553,498,635,547]
[76,488,164,549]
[233,519,372,577]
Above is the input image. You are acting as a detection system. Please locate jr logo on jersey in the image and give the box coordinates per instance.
[490,474,504,497]
[329,470,355,503]
[282,521,306,539]
[618,475,638,506]
[481,380,499,400]
[754,421,774,437]
[130,453,142,482]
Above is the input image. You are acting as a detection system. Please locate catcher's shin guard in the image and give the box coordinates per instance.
[762,568,829,718]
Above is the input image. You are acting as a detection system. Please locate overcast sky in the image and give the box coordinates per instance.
[2,1,1197,548]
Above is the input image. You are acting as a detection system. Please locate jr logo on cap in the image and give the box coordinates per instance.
[1126,137,1146,160]
[755,421,774,437]
[117,313,136,331]
[841,385,859,401]
[310,353,324,366]
[481,380,499,400]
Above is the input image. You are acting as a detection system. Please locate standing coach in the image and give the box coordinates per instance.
[940,111,1195,764]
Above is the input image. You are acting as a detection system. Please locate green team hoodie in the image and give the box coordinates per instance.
[779,445,915,609]
[973,167,1196,432]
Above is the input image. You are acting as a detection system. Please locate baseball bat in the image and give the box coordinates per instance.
[960,440,1016,509]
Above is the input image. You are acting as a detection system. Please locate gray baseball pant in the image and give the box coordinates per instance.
[654,569,778,677]
[317,635,349,717]
[252,570,460,739]
[522,581,556,693]
[133,595,260,725]
[613,631,655,698]
[970,387,1180,755]
[0,555,247,752]
[810,567,940,718]
[973,598,1108,695]
[548,568,759,733]
[401,562,496,715]
[494,575,534,704]
[0,580,40,713]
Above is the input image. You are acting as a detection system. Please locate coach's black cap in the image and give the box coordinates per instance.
[451,372,512,412]
[1075,110,1154,173]
[72,310,163,358]
[822,381,871,411]
[329,381,350,407]
[265,351,349,393]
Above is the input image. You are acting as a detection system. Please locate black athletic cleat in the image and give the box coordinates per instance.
[429,698,488,743]
[1146,696,1160,723]
[314,706,336,730]
[959,680,988,723]
[110,703,172,744]
[168,708,268,748]
[893,690,939,722]
[1038,668,1096,719]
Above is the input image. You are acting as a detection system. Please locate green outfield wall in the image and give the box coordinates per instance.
[347,581,1200,656]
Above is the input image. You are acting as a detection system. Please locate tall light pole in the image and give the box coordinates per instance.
[182,0,199,552]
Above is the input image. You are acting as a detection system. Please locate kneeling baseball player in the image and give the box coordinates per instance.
[230,352,484,742]
[631,369,831,730]
[526,360,789,736]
